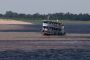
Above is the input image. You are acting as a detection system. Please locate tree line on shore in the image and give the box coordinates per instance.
[0,11,90,21]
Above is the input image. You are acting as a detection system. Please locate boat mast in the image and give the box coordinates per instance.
[47,14,50,20]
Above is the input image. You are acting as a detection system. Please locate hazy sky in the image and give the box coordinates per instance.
[0,0,90,14]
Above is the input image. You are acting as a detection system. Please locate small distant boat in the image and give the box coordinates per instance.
[42,20,66,35]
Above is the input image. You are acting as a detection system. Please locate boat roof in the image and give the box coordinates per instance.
[43,20,62,24]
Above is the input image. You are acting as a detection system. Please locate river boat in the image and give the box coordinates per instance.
[42,20,66,35]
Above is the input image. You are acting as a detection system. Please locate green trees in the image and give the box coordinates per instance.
[0,11,90,21]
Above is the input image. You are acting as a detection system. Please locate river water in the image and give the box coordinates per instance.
[0,24,90,60]
[0,24,90,33]
[0,49,90,60]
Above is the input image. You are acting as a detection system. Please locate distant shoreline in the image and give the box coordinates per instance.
[0,18,90,24]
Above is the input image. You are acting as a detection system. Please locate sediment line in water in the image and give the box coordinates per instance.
[0,32,90,40]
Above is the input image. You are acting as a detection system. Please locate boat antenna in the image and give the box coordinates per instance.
[57,19,59,22]
[47,14,50,20]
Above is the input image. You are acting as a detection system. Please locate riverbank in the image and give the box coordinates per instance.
[1,18,90,24]
[0,19,33,24]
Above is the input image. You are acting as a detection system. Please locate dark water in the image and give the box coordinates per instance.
[65,24,90,34]
[0,24,90,33]
[0,49,90,60]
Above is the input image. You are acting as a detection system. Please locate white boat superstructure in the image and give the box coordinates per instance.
[42,20,66,35]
